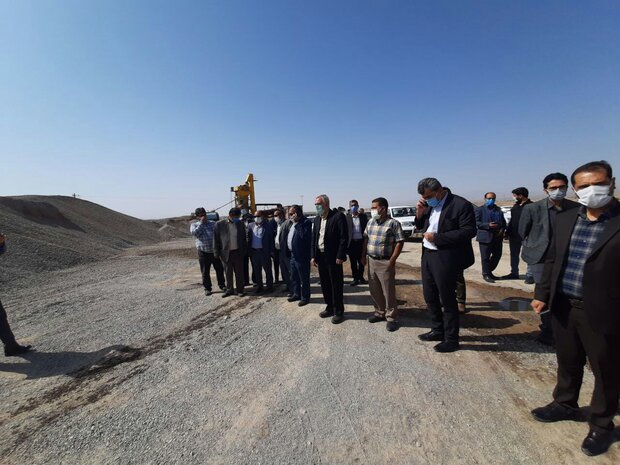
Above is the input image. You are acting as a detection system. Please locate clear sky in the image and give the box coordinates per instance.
[1,0,619,218]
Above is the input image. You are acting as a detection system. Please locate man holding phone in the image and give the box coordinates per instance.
[414,178,476,352]
[475,192,507,283]
[0,233,33,356]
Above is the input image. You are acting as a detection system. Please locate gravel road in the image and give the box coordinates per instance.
[1,239,618,465]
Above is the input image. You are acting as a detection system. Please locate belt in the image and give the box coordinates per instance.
[423,248,438,253]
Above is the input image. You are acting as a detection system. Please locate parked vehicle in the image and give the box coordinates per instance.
[370,205,417,238]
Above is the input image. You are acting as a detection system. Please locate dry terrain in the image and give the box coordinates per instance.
[0,197,618,464]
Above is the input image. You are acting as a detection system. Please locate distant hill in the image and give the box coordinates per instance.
[0,195,187,283]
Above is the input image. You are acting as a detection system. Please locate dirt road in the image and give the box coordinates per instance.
[1,240,617,464]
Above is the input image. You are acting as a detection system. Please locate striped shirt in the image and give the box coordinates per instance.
[190,220,216,253]
[364,217,405,258]
[559,207,615,299]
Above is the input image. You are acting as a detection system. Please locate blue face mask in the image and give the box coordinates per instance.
[485,198,495,207]
[231,217,241,223]
[426,197,440,208]
[350,206,359,214]
[316,205,324,216]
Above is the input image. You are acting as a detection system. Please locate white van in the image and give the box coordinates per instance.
[370,205,417,238]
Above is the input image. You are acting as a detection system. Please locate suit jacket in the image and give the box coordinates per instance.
[214,219,248,262]
[278,220,293,256]
[506,199,532,239]
[475,204,507,243]
[519,198,579,265]
[346,213,369,246]
[414,190,476,270]
[248,221,275,255]
[290,217,313,262]
[534,201,620,335]
[311,209,349,262]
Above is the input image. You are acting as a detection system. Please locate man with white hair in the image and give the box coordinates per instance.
[311,194,349,324]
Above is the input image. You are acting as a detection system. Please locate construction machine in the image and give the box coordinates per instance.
[231,173,282,215]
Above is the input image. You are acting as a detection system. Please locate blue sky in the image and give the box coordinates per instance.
[1,0,619,218]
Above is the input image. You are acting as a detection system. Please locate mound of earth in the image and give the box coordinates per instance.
[0,195,187,283]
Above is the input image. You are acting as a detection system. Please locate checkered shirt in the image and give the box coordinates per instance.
[364,217,405,258]
[190,220,215,253]
[559,208,612,299]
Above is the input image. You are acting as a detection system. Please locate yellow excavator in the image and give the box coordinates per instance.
[231,173,282,215]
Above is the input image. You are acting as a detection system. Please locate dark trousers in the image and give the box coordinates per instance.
[552,296,620,432]
[250,248,273,288]
[0,300,19,349]
[279,249,291,291]
[224,250,245,293]
[290,256,311,302]
[244,253,257,285]
[421,249,460,342]
[316,252,344,316]
[273,248,280,283]
[508,237,522,276]
[348,239,364,281]
[198,250,225,291]
[456,271,466,305]
[479,237,503,276]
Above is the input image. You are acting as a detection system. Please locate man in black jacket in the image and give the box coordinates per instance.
[503,187,532,280]
[311,194,349,324]
[531,160,620,457]
[346,199,369,286]
[414,178,476,352]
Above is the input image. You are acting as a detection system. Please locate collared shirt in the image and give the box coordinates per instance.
[318,216,327,252]
[275,221,283,250]
[423,193,448,250]
[190,220,215,253]
[287,221,297,251]
[547,198,564,239]
[351,215,363,240]
[364,216,405,258]
[250,222,264,249]
[228,221,239,250]
[559,206,616,299]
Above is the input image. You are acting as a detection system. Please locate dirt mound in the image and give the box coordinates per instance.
[0,195,187,283]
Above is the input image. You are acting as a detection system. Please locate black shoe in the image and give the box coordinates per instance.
[4,344,33,356]
[287,295,301,302]
[386,321,399,332]
[238,292,245,297]
[298,300,308,307]
[252,283,259,288]
[418,330,444,342]
[265,286,274,293]
[502,273,519,280]
[489,273,500,280]
[531,402,585,423]
[359,278,368,285]
[349,280,359,286]
[331,315,344,324]
[219,285,227,291]
[483,274,495,283]
[255,287,263,294]
[205,289,213,296]
[222,291,233,298]
[581,429,615,456]
[524,276,535,284]
[368,315,386,323]
[319,309,334,318]
[434,341,459,353]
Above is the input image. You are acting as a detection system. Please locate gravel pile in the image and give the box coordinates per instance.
[0,195,187,284]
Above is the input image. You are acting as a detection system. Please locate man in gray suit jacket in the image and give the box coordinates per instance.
[519,172,579,344]
[214,208,248,297]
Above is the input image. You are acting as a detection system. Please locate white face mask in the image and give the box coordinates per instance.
[575,184,613,209]
[547,187,567,201]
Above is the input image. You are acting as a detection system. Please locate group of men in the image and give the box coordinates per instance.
[189,160,618,457]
